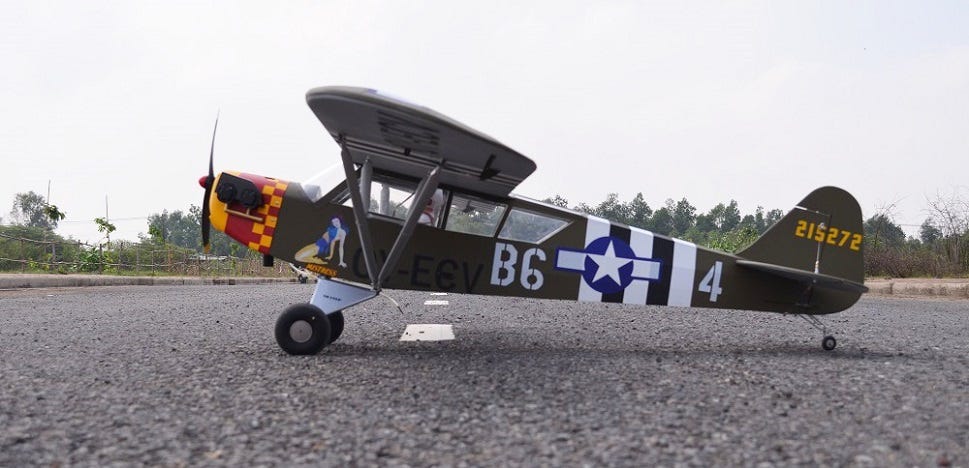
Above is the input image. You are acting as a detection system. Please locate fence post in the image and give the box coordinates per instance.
[20,238,26,273]
[99,244,104,274]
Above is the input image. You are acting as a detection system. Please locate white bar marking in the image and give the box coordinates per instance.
[424,300,449,305]
[578,216,611,302]
[429,292,448,296]
[399,324,455,341]
[624,227,655,305]
[668,239,697,307]
[555,249,586,271]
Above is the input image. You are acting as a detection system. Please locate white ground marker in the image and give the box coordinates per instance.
[429,292,448,296]
[399,324,455,341]
[424,300,449,305]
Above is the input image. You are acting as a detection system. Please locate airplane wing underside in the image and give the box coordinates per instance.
[306,86,536,198]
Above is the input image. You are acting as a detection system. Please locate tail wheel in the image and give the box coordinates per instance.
[275,303,331,355]
[327,311,345,345]
[822,335,837,351]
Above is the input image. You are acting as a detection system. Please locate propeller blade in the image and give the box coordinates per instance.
[201,114,219,253]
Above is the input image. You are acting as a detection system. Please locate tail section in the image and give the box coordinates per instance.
[739,186,864,283]
[737,187,866,312]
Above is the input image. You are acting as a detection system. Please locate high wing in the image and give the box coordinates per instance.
[305,86,536,197]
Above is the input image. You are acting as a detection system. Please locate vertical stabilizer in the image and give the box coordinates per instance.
[738,186,865,285]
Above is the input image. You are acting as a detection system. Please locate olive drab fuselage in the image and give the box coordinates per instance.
[207,172,862,316]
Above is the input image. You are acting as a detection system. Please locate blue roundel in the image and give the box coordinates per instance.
[582,236,636,294]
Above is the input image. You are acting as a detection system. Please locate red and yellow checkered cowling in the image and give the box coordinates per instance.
[209,172,289,255]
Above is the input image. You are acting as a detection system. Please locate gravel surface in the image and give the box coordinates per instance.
[0,284,966,466]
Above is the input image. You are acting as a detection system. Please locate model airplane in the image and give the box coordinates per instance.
[198,86,868,355]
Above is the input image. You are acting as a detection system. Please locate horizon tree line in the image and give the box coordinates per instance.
[4,189,969,277]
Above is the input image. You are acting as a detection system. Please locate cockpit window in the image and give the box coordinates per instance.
[367,176,418,219]
[444,194,507,237]
[337,173,447,226]
[302,163,345,203]
[498,208,569,243]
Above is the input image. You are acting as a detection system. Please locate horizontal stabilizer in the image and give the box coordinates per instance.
[736,259,869,293]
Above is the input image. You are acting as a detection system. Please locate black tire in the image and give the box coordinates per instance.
[274,303,331,355]
[822,335,837,351]
[298,275,308,284]
[327,311,345,345]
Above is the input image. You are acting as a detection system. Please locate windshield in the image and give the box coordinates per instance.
[301,162,344,203]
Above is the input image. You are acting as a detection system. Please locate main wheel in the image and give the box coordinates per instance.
[326,311,345,345]
[274,303,331,355]
[822,335,837,351]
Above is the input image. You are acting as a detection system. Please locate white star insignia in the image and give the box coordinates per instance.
[588,241,632,284]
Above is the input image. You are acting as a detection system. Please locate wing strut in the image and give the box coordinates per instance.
[360,157,372,212]
[376,165,441,289]
[340,138,380,289]
[339,137,444,292]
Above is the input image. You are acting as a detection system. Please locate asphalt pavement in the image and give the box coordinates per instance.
[0,284,966,466]
[4,274,968,299]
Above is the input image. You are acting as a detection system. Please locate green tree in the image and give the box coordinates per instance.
[146,205,237,255]
[864,214,906,249]
[708,226,759,253]
[627,193,652,229]
[574,202,595,216]
[556,193,792,255]
[648,207,674,236]
[925,191,969,269]
[148,209,201,248]
[764,208,784,230]
[46,205,66,224]
[739,206,769,233]
[10,191,64,230]
[706,200,741,232]
[670,198,696,236]
[542,195,569,208]
[94,217,117,243]
[740,207,783,234]
[919,219,942,245]
[593,193,631,225]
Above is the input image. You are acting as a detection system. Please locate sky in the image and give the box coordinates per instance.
[3,1,968,243]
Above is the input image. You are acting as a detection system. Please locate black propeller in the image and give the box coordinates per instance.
[201,115,218,253]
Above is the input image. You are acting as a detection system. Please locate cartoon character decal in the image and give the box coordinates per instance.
[295,216,350,267]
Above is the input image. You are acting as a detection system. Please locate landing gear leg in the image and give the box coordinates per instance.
[796,314,837,351]
[274,277,374,355]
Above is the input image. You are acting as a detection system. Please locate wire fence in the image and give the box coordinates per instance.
[0,233,290,277]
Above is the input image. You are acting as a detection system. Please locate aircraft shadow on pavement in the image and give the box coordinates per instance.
[318,331,917,362]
